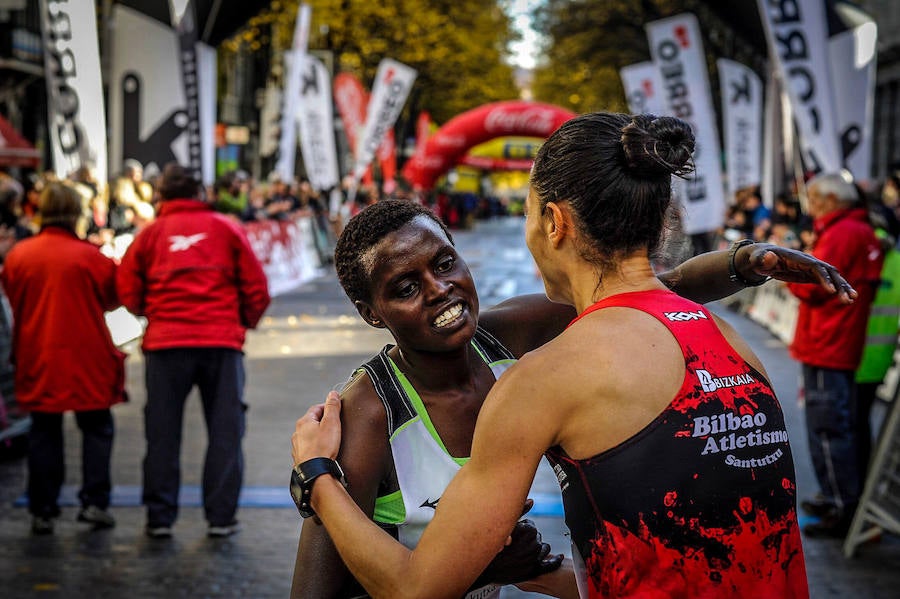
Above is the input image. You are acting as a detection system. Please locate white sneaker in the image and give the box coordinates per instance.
[77,506,116,529]
[207,521,241,538]
[145,525,173,538]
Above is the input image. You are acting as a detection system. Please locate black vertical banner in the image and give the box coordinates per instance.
[174,1,202,181]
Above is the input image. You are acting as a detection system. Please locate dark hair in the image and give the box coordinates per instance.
[157,162,201,200]
[334,199,452,304]
[530,112,694,266]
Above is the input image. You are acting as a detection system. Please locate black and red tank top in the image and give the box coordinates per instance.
[545,289,808,598]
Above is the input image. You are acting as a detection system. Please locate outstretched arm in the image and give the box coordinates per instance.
[482,242,855,358]
[660,241,856,305]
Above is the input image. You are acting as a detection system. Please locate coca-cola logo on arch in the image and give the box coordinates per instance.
[485,107,559,136]
[435,134,468,149]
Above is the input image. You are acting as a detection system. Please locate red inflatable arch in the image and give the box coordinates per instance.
[402,101,576,190]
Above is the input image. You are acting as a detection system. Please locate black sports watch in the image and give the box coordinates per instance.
[289,457,347,518]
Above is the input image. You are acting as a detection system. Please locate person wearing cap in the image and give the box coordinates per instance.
[117,163,270,539]
[786,172,884,538]
[1,182,126,535]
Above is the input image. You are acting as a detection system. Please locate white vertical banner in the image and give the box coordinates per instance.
[259,85,283,158]
[756,0,841,175]
[109,5,214,179]
[761,65,785,208]
[351,58,418,185]
[619,62,667,116]
[39,0,108,184]
[275,3,312,182]
[828,20,877,183]
[197,44,217,185]
[646,13,726,235]
[296,55,340,191]
[717,59,763,197]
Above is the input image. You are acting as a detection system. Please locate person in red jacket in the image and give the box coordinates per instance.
[117,163,270,539]
[1,182,126,535]
[786,172,884,538]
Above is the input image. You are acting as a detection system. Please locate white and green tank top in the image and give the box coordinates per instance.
[357,326,516,599]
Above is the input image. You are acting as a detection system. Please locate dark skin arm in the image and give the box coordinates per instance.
[482,242,855,357]
[291,373,392,599]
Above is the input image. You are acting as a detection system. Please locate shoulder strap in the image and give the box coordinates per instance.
[359,346,417,437]
[471,326,515,362]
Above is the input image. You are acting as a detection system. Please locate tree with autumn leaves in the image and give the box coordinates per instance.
[224,1,759,133]
[224,0,521,126]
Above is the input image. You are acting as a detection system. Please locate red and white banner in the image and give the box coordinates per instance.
[245,216,323,297]
[351,58,417,188]
[828,20,877,183]
[333,72,366,153]
[717,59,763,196]
[378,129,397,194]
[275,3,312,182]
[296,54,340,192]
[646,13,725,234]
[39,0,108,184]
[619,62,667,116]
[757,0,841,175]
[109,5,215,181]
[333,72,373,184]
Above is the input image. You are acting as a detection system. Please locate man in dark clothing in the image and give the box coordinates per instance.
[117,163,270,538]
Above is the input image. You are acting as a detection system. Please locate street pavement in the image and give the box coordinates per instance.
[1,216,899,598]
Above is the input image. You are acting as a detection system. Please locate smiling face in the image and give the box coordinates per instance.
[357,216,479,353]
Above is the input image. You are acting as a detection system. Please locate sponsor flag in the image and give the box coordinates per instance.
[275,3,312,182]
[378,129,397,195]
[717,59,763,197]
[171,0,202,182]
[333,72,373,185]
[646,13,726,235]
[39,0,108,184]
[828,19,877,183]
[761,66,787,208]
[108,5,216,181]
[259,85,282,158]
[619,62,667,116]
[756,0,841,175]
[404,110,432,185]
[350,58,417,192]
[296,54,340,192]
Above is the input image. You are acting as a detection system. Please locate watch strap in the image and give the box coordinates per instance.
[728,239,770,287]
[290,457,347,518]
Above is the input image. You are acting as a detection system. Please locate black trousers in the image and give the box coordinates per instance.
[27,409,114,518]
[142,348,246,528]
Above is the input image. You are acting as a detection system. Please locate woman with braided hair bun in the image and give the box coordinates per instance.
[291,112,831,598]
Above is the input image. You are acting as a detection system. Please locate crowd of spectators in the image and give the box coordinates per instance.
[717,174,900,254]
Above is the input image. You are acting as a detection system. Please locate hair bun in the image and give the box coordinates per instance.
[620,115,695,179]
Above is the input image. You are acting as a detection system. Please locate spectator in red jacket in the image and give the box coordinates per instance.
[786,172,883,538]
[117,163,270,539]
[1,182,126,535]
